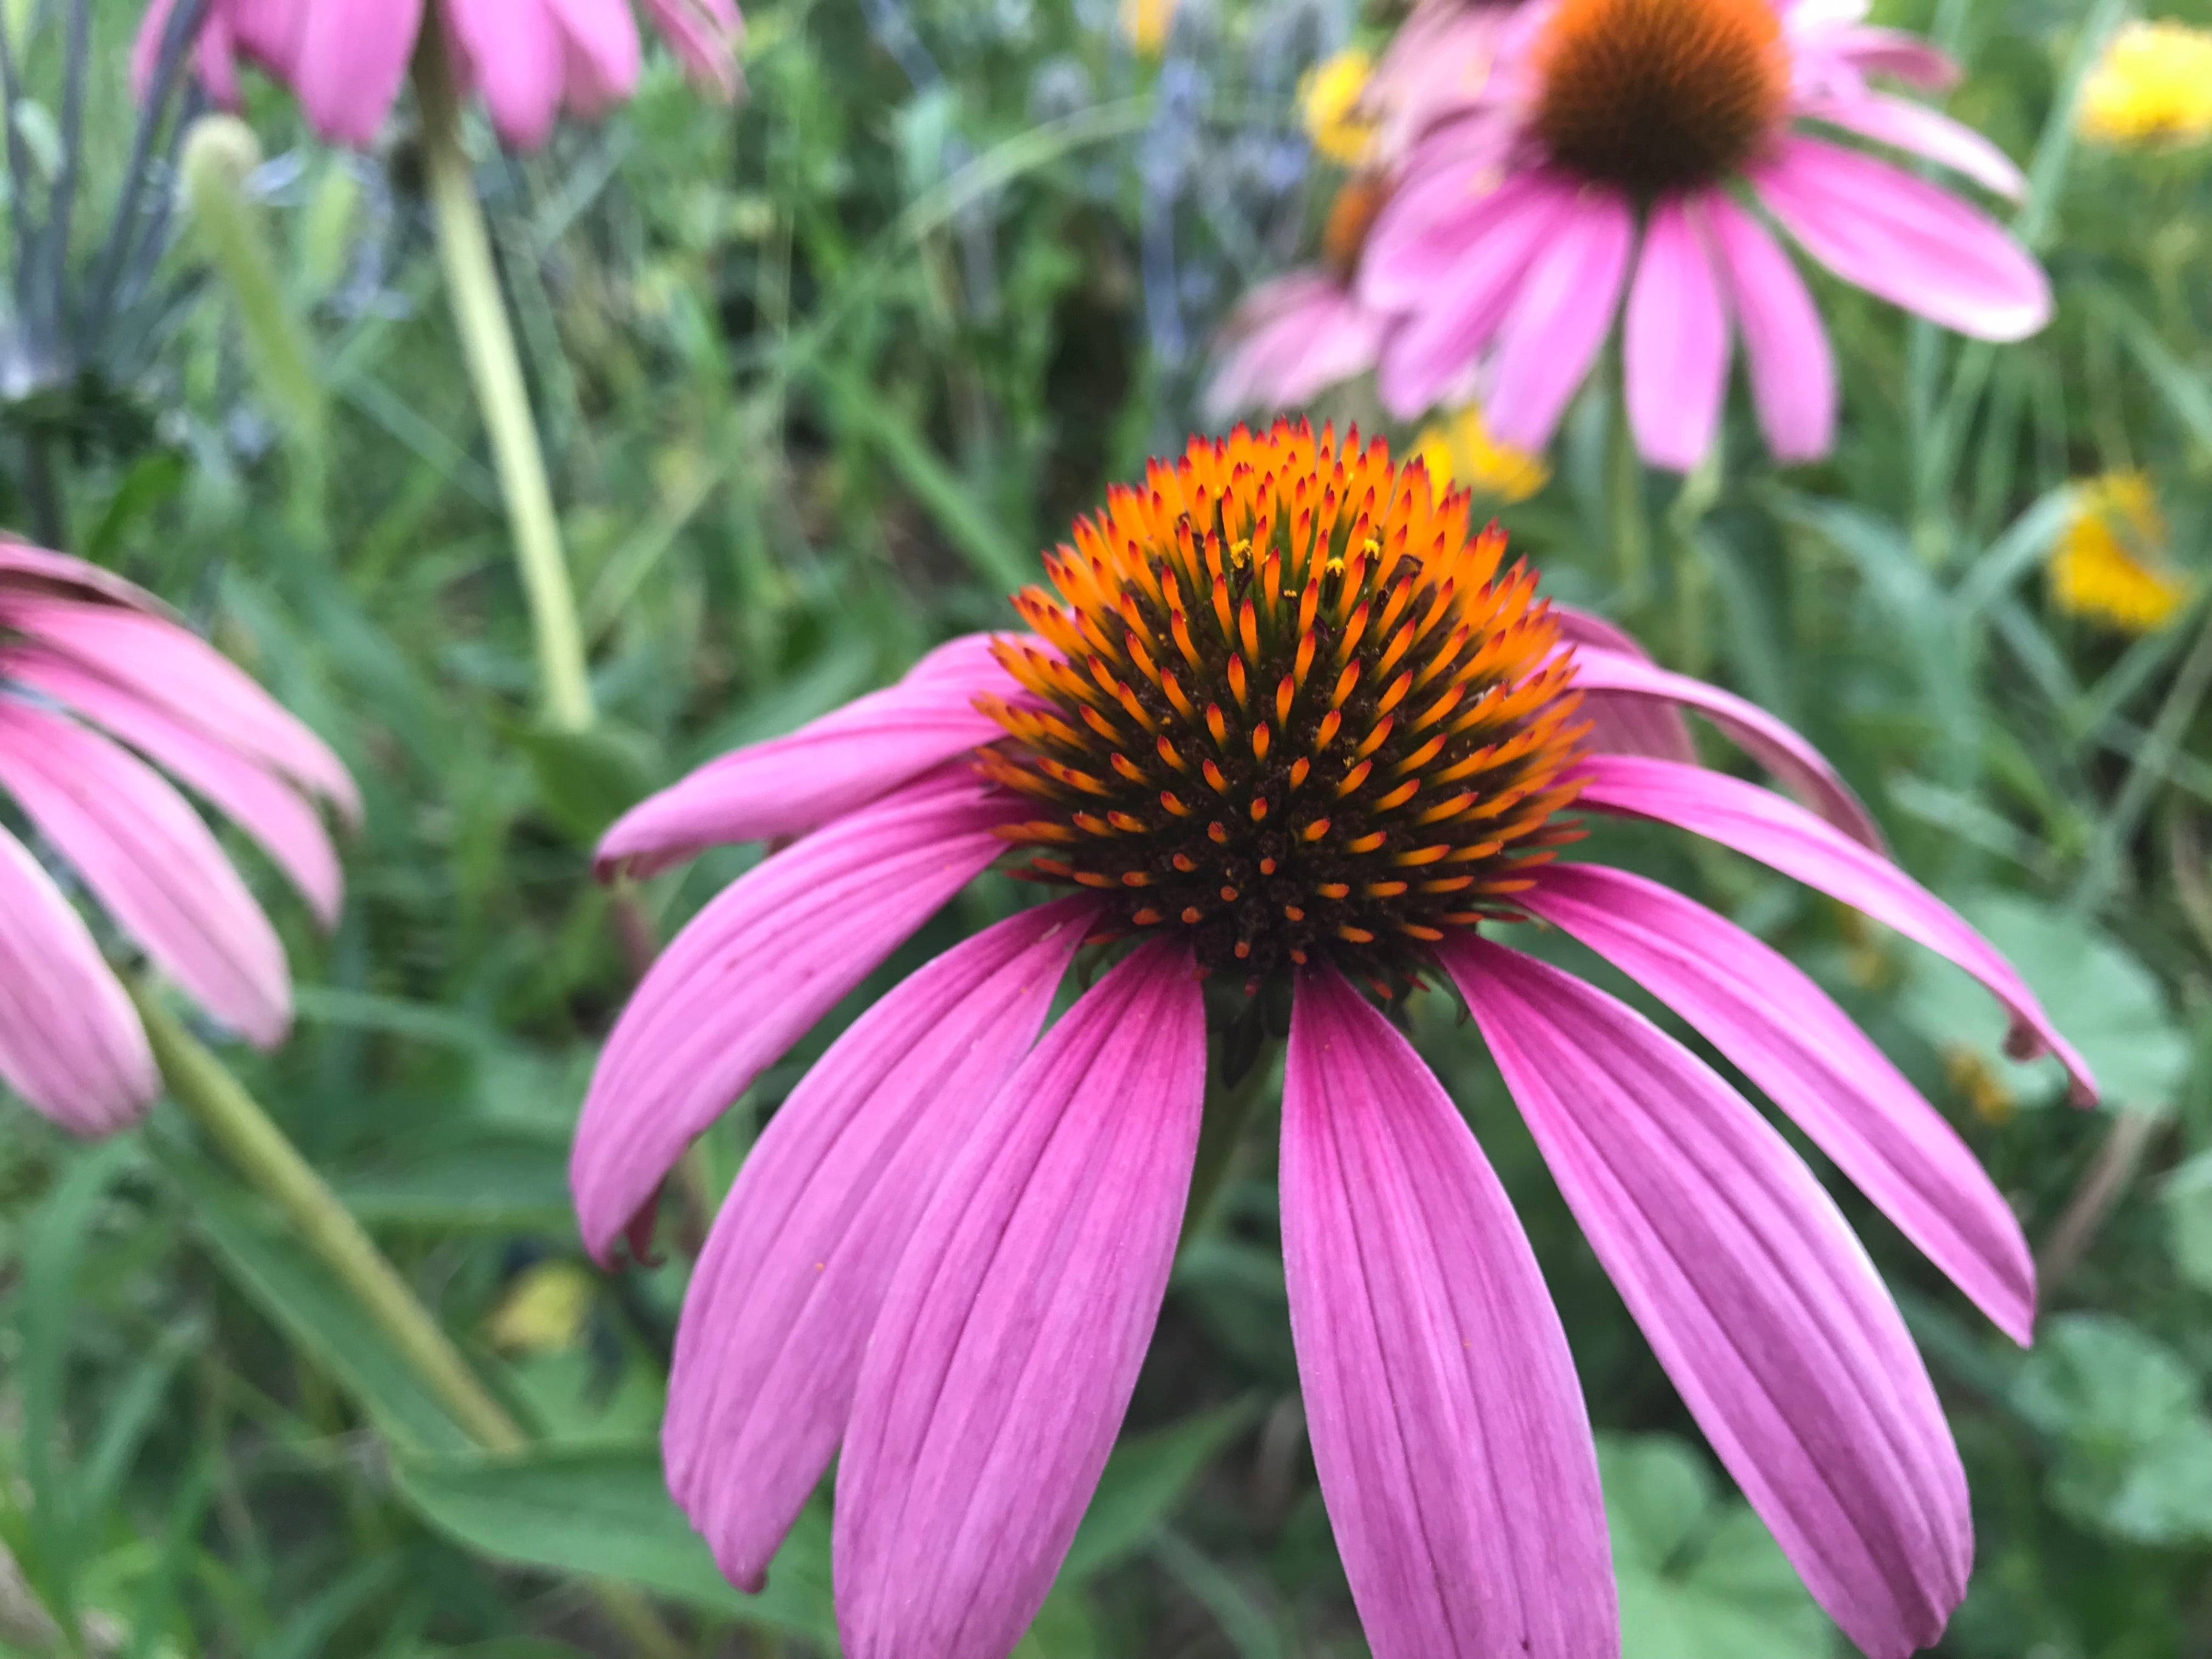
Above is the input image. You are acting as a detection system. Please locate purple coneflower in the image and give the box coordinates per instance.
[0,540,356,1134]
[1359,0,2049,467]
[572,424,2092,1659]
[132,0,742,150]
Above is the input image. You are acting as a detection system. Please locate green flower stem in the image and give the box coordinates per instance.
[1178,1051,1280,1251]
[132,984,528,1452]
[1607,390,1651,612]
[412,31,595,733]
[130,987,682,1659]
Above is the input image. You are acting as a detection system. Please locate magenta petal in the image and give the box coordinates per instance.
[569,768,1016,1263]
[1568,646,1884,851]
[1483,190,1635,453]
[596,634,1020,878]
[1798,92,2026,200]
[1204,273,1386,420]
[0,824,157,1134]
[8,646,344,927]
[0,595,359,825]
[0,703,289,1048]
[1752,136,2051,342]
[290,0,421,146]
[1282,966,1617,1659]
[833,938,1205,1659]
[1444,935,1972,1659]
[447,0,565,148]
[1579,754,2096,1102]
[643,0,745,95]
[545,0,641,113]
[1550,607,1696,764]
[1524,864,2035,1344]
[664,898,1095,1591]
[1826,26,1959,89]
[1624,199,1730,473]
[1705,195,1836,462]
[1367,171,1578,418]
[0,542,165,611]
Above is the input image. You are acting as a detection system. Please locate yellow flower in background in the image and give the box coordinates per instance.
[2050,471,2191,633]
[1121,0,1176,57]
[1413,404,1551,503]
[1301,49,1378,167]
[486,1260,598,1355]
[2078,19,2212,146]
[1942,1045,2016,1126]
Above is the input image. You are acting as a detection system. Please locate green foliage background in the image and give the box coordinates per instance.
[4,0,2212,1652]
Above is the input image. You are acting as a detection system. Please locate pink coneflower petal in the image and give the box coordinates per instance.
[0,702,289,1048]
[833,937,1205,1659]
[643,0,745,97]
[447,0,567,149]
[290,0,420,146]
[1549,607,1696,764]
[546,0,642,114]
[1482,190,1635,452]
[0,825,157,1134]
[1704,194,1836,463]
[1579,753,2097,1102]
[569,767,1017,1264]
[1623,199,1731,473]
[1567,645,1884,852]
[1203,275,1388,421]
[1282,965,1617,1659]
[664,898,1095,1592]
[1444,935,1972,1659]
[8,647,343,928]
[0,596,359,825]
[1525,863,2036,1344]
[1822,26,1959,91]
[0,543,163,610]
[596,635,1020,879]
[1798,91,2026,200]
[1368,172,1578,417]
[1751,136,2051,341]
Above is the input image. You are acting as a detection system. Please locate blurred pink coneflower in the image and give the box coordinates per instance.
[571,426,2091,1659]
[131,0,743,150]
[1360,0,2049,467]
[0,540,356,1135]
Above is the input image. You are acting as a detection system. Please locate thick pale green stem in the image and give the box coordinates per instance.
[412,33,595,732]
[132,985,527,1451]
[132,988,682,1658]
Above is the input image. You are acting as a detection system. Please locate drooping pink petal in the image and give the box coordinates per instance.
[1623,199,1730,473]
[545,0,641,113]
[0,703,289,1048]
[833,938,1205,1659]
[446,0,566,148]
[0,595,360,825]
[0,824,157,1135]
[665,897,1095,1591]
[1578,754,2096,1102]
[569,768,1019,1264]
[7,646,343,927]
[289,0,421,147]
[1443,935,1972,1659]
[1549,607,1695,764]
[1281,966,1617,1659]
[1482,189,1636,453]
[643,0,744,96]
[1826,26,1959,89]
[1567,646,1884,851]
[1366,170,1579,418]
[595,635,1020,879]
[1204,274,1387,420]
[0,540,164,611]
[1364,0,1513,161]
[1704,194,1837,463]
[1752,136,2051,342]
[1798,92,2025,200]
[1523,863,2035,1344]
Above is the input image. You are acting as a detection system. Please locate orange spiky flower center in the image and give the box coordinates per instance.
[1532,0,1789,198]
[977,422,1589,995]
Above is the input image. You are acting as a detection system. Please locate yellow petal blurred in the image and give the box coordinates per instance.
[1417,404,1551,504]
[2078,20,2212,147]
[1300,50,1379,167]
[486,1261,598,1356]
[2050,471,2190,634]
